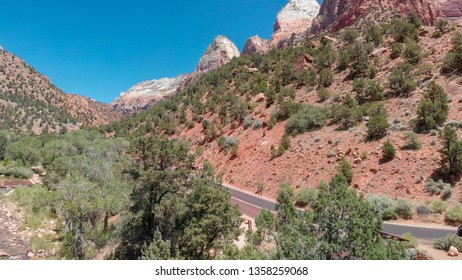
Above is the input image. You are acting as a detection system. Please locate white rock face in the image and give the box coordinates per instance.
[112,75,188,114]
[196,35,240,73]
[276,0,320,22]
[270,0,320,48]
[120,76,187,98]
[113,35,240,114]
[242,35,270,55]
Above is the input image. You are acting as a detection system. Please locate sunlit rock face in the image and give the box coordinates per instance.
[270,0,320,49]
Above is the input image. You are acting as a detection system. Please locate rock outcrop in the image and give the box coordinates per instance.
[270,0,320,49]
[112,75,188,114]
[436,0,462,21]
[195,35,240,73]
[242,35,270,55]
[113,36,240,114]
[310,0,437,34]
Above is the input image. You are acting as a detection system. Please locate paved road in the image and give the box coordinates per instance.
[225,183,457,241]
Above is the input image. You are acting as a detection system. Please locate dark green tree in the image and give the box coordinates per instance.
[416,81,449,130]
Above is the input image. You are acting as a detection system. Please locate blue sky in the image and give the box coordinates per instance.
[0,1,319,103]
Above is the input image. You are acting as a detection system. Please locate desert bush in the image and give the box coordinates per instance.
[367,113,389,140]
[416,205,433,215]
[395,198,413,219]
[445,205,462,225]
[416,82,449,131]
[434,234,462,251]
[275,100,302,121]
[381,208,398,220]
[318,68,333,88]
[295,188,318,207]
[431,200,448,214]
[365,25,383,46]
[391,42,403,58]
[388,64,416,96]
[285,104,327,135]
[253,119,263,130]
[403,39,421,65]
[243,116,254,130]
[402,131,421,150]
[0,166,34,179]
[425,179,452,196]
[367,195,393,213]
[342,27,359,44]
[401,232,419,248]
[337,157,353,184]
[317,87,330,102]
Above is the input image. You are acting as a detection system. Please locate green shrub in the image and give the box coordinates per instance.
[403,39,421,65]
[279,133,291,152]
[318,68,333,88]
[382,140,396,161]
[243,116,254,129]
[391,42,403,58]
[431,200,448,214]
[342,27,359,43]
[401,232,419,248]
[416,205,433,215]
[382,207,398,220]
[275,100,302,121]
[434,234,462,251]
[435,19,449,34]
[367,195,393,213]
[365,25,383,46]
[391,17,419,42]
[285,104,327,135]
[416,82,449,131]
[0,166,34,179]
[402,131,421,150]
[337,157,353,184]
[445,205,462,225]
[395,199,413,219]
[367,114,389,140]
[231,143,239,157]
[295,188,318,207]
[425,179,451,196]
[389,64,416,96]
[441,32,462,73]
[317,87,330,102]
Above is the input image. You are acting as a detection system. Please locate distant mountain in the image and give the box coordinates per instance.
[112,35,240,115]
[0,48,120,134]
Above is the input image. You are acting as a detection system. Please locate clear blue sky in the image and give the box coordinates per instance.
[0,1,320,103]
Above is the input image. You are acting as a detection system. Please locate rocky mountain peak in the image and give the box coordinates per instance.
[196,35,240,73]
[310,0,438,34]
[270,0,320,49]
[113,36,240,114]
[242,35,270,55]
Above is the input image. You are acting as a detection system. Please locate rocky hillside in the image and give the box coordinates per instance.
[270,0,320,49]
[310,0,462,34]
[112,36,240,115]
[0,49,120,134]
[243,0,321,55]
[107,7,462,225]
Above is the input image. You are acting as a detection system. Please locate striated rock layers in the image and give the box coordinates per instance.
[242,35,270,55]
[310,0,437,34]
[113,36,240,115]
[435,0,462,21]
[270,0,320,49]
[112,76,188,114]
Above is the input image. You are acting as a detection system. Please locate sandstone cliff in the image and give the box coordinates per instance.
[310,0,437,34]
[113,36,240,114]
[270,0,320,49]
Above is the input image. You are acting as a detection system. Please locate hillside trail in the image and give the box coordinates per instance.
[0,188,28,260]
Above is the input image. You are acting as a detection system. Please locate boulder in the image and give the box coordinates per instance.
[448,246,459,257]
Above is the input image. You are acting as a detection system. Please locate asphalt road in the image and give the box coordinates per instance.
[224,183,457,241]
